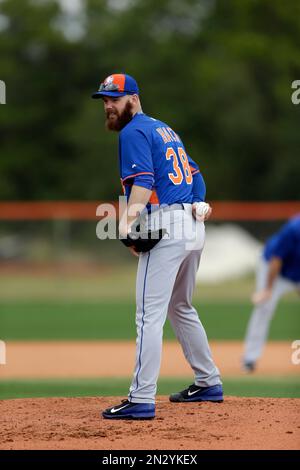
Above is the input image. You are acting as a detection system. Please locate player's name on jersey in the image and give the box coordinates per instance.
[156,126,181,144]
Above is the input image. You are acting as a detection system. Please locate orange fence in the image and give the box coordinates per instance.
[0,201,300,221]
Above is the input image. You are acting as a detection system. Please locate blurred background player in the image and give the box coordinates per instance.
[242,214,300,372]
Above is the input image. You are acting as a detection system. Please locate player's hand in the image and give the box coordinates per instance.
[251,289,272,305]
[203,204,212,221]
[119,224,139,257]
[128,246,139,257]
[192,202,212,222]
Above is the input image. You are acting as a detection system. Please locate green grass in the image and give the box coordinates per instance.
[0,377,299,400]
[0,300,299,340]
[1,270,298,303]
[0,272,298,340]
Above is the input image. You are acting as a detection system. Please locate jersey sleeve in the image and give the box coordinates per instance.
[191,172,206,202]
[120,129,154,189]
[187,154,200,176]
[187,154,206,202]
[270,222,297,260]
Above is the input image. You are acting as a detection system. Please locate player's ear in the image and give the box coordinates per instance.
[131,94,139,104]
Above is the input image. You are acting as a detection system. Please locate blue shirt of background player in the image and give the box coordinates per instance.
[263,215,300,282]
[118,113,206,206]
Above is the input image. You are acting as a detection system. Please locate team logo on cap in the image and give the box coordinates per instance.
[104,75,114,86]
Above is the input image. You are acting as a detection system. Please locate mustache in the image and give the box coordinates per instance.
[106,110,118,118]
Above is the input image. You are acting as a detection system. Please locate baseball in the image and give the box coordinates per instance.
[195,202,210,217]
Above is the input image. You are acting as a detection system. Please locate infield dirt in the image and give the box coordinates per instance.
[1,396,299,449]
[1,340,299,449]
[1,340,297,379]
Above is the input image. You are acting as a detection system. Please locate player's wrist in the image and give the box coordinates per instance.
[119,221,130,238]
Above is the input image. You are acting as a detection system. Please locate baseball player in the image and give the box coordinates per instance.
[242,214,300,372]
[92,73,223,420]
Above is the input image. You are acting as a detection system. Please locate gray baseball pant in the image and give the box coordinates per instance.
[243,257,298,364]
[128,205,221,404]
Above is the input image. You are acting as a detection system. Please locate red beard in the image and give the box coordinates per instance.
[105,101,134,131]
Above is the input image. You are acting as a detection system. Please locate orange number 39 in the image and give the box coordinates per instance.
[166,147,192,185]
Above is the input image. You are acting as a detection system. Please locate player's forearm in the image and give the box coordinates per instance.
[252,256,283,304]
[119,185,152,236]
[127,185,152,223]
[266,257,282,289]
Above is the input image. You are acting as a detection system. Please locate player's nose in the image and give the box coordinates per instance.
[103,98,114,111]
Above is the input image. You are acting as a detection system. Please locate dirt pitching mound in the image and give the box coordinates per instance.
[1,396,299,450]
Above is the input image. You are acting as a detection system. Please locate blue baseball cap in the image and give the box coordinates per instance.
[92,73,139,99]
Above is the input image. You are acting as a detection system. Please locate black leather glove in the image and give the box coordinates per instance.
[120,226,167,253]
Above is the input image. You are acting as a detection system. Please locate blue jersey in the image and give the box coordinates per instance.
[263,215,300,282]
[118,113,206,206]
